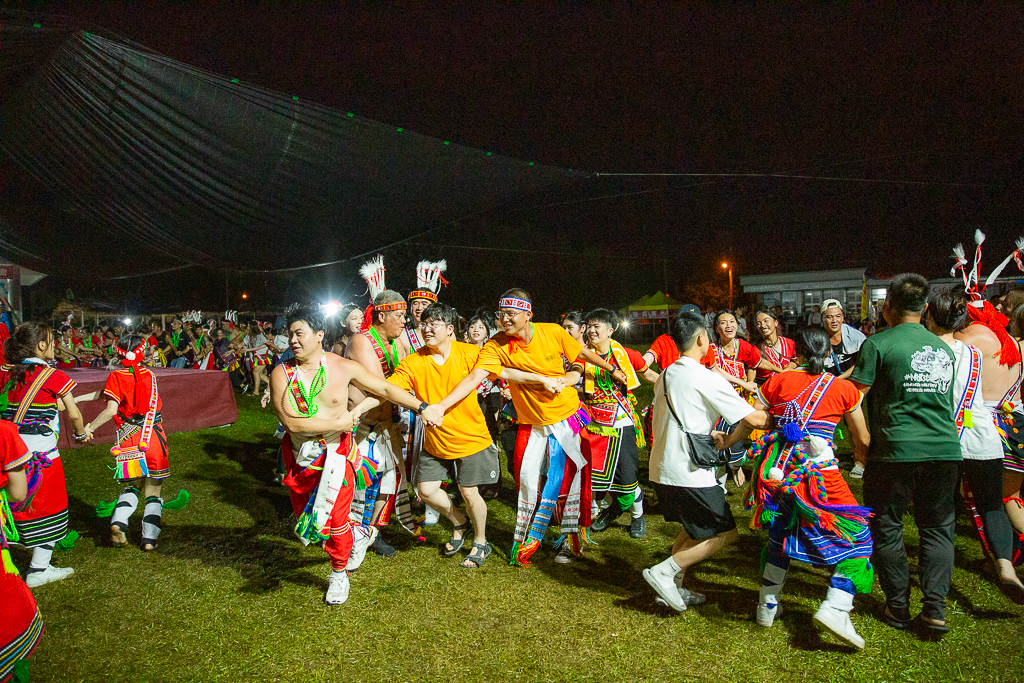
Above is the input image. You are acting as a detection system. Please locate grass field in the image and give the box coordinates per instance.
[15,387,1024,683]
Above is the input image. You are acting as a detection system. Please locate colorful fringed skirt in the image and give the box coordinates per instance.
[113,418,170,482]
[764,468,873,567]
[12,454,69,549]
[582,424,640,500]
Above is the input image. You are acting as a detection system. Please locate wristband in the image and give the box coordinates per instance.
[417,401,429,415]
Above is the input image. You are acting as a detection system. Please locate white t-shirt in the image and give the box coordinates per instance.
[249,333,268,357]
[272,335,289,354]
[950,339,1003,460]
[649,355,755,488]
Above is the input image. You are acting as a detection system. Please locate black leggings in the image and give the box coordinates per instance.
[962,458,1014,562]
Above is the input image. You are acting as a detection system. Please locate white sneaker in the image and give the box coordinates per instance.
[25,565,74,588]
[757,603,780,627]
[643,568,685,611]
[655,587,706,608]
[849,464,864,479]
[813,604,865,649]
[324,571,350,606]
[423,505,440,526]
[347,526,378,572]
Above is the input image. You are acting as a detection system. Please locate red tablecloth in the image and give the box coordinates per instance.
[59,367,239,448]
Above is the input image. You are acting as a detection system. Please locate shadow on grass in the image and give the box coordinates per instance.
[159,522,329,594]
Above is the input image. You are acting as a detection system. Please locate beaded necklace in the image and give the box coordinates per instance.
[368,326,398,372]
[284,354,327,417]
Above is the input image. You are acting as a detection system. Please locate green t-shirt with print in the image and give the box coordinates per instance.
[849,322,962,463]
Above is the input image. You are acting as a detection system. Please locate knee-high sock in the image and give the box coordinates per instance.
[827,570,858,609]
[111,487,140,531]
[141,496,163,543]
[630,485,644,518]
[759,551,790,608]
[28,544,55,572]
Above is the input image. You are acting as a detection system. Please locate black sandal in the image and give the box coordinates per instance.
[462,542,492,568]
[443,520,471,557]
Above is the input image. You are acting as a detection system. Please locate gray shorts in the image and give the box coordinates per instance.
[414,444,500,488]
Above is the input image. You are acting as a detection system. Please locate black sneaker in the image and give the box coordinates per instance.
[370,535,397,558]
[629,516,646,538]
[591,504,621,533]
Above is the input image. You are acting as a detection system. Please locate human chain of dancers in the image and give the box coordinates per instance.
[3,234,1024,679]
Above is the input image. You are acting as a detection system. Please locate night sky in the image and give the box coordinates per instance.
[4,4,1023,316]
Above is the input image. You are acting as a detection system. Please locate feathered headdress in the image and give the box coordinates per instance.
[951,230,1024,367]
[409,260,448,303]
[359,255,390,332]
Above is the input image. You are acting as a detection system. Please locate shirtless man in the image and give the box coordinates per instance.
[345,289,418,557]
[270,306,441,606]
[956,299,1024,589]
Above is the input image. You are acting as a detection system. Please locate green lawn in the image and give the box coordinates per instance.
[16,392,1024,683]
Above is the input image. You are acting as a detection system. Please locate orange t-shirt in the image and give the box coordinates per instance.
[389,342,493,459]
[475,322,583,426]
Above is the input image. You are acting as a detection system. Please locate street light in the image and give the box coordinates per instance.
[721,262,734,309]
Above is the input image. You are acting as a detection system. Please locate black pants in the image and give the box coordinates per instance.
[863,460,960,622]
[962,458,1014,561]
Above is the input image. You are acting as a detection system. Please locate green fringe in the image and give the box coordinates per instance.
[2,547,19,575]
[55,531,79,551]
[13,659,30,683]
[293,512,329,545]
[586,424,618,437]
[95,500,117,517]
[162,490,190,511]
[836,557,874,594]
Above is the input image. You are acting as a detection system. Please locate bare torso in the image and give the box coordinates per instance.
[271,352,359,435]
[345,328,406,425]
[955,323,1022,403]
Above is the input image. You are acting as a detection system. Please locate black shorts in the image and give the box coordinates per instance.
[656,483,736,540]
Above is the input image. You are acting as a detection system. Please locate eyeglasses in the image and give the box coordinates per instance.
[417,320,447,331]
[497,310,524,321]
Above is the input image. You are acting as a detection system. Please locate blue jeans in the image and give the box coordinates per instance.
[169,356,188,369]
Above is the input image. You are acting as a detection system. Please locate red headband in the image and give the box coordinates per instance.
[115,341,147,368]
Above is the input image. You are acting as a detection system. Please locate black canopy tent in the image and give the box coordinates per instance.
[0,16,580,280]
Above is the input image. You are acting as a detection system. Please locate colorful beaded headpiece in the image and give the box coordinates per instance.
[114,340,147,368]
[409,260,448,302]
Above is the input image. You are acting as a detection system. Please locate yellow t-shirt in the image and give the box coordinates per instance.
[475,322,583,426]
[388,341,493,459]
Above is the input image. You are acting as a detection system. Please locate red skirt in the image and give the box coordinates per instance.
[12,456,69,548]
[114,422,171,481]
[0,570,44,682]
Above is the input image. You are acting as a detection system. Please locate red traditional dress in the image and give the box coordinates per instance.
[704,339,762,462]
[0,361,76,548]
[102,367,170,481]
[756,336,795,383]
[0,421,44,683]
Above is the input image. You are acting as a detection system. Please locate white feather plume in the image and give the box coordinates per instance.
[359,255,387,299]
[952,243,965,260]
[984,235,1024,288]
[415,259,448,293]
[975,229,985,245]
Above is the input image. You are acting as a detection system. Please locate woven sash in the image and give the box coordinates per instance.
[11,365,55,427]
[956,344,981,438]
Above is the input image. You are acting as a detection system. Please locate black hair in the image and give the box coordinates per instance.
[468,308,496,333]
[4,322,54,386]
[794,327,830,375]
[584,308,619,329]
[286,306,326,333]
[420,302,460,330]
[755,308,778,322]
[925,289,968,332]
[671,312,706,353]
[713,309,739,328]
[117,334,147,353]
[887,273,930,315]
[560,310,585,327]
[500,288,532,304]
[339,303,361,323]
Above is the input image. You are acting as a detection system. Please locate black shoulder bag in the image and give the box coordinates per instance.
[662,372,728,469]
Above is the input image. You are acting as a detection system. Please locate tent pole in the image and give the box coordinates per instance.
[225,270,230,311]
[81,311,85,328]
